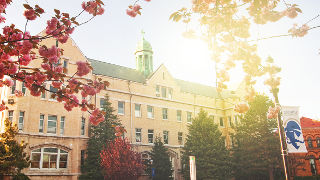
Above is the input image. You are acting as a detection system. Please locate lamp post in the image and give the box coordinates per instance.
[272,88,290,180]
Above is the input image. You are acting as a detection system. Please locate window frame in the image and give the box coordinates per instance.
[8,110,13,122]
[39,114,45,133]
[47,115,57,134]
[177,110,182,122]
[60,116,65,135]
[162,108,168,120]
[11,80,16,95]
[308,137,313,148]
[135,104,141,117]
[187,112,192,123]
[30,147,68,170]
[21,82,26,95]
[147,105,154,119]
[220,117,224,127]
[135,128,142,143]
[18,111,24,131]
[118,101,125,115]
[148,129,154,144]
[163,130,169,145]
[80,117,85,136]
[178,132,183,144]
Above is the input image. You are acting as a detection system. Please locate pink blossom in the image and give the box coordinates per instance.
[58,35,69,44]
[20,40,33,55]
[68,79,78,90]
[132,4,141,12]
[126,9,137,17]
[6,63,17,74]
[52,81,62,88]
[20,54,32,66]
[76,61,90,76]
[97,7,104,15]
[145,0,151,1]
[83,85,96,96]
[0,15,6,23]
[0,104,6,111]
[3,78,13,87]
[25,75,34,84]
[41,63,51,71]
[35,73,46,84]
[54,66,63,73]
[24,9,37,20]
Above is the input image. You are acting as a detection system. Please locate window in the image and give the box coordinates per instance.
[317,137,320,147]
[100,98,105,109]
[135,104,141,117]
[161,87,167,98]
[60,116,65,135]
[31,148,68,169]
[178,132,183,144]
[81,117,85,136]
[308,138,313,148]
[63,60,68,73]
[49,85,58,100]
[18,111,24,131]
[21,82,26,95]
[187,112,192,123]
[220,117,224,127]
[310,158,317,175]
[163,131,169,144]
[135,128,142,143]
[177,110,182,122]
[147,105,154,119]
[8,110,13,122]
[148,129,154,144]
[81,150,85,166]
[228,116,232,126]
[156,85,160,96]
[209,115,214,123]
[162,108,168,120]
[168,88,172,99]
[39,114,44,133]
[41,84,46,99]
[118,101,125,115]
[47,115,57,134]
[11,80,16,94]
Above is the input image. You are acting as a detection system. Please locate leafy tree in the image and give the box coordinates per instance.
[80,94,121,180]
[231,95,283,180]
[146,136,173,180]
[182,109,232,180]
[0,118,30,180]
[100,137,144,180]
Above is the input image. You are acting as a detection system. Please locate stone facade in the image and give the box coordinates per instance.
[0,34,240,180]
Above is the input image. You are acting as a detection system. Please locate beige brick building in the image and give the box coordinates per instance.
[0,34,240,180]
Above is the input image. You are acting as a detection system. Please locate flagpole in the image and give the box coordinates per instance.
[272,88,290,180]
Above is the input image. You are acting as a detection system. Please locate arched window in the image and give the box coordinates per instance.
[316,137,320,147]
[31,147,68,169]
[308,138,313,148]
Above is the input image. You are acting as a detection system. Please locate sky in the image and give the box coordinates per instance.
[3,0,320,119]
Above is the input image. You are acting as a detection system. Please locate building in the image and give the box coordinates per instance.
[0,33,240,180]
[290,117,320,177]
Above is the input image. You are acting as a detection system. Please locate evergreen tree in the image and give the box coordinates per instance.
[80,94,121,180]
[146,137,173,180]
[0,118,30,180]
[231,95,283,180]
[181,109,232,180]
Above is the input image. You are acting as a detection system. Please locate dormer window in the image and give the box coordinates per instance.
[156,85,173,99]
[161,87,167,98]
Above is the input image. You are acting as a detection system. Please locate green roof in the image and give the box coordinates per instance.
[88,58,234,98]
[174,79,233,98]
[88,58,146,83]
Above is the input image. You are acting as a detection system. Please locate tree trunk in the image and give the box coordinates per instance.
[269,168,274,180]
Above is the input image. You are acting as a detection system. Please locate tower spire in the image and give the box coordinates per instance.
[135,31,154,77]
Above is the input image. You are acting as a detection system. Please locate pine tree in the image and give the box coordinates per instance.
[231,95,283,180]
[80,94,121,180]
[146,136,173,180]
[0,118,30,180]
[181,109,232,180]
